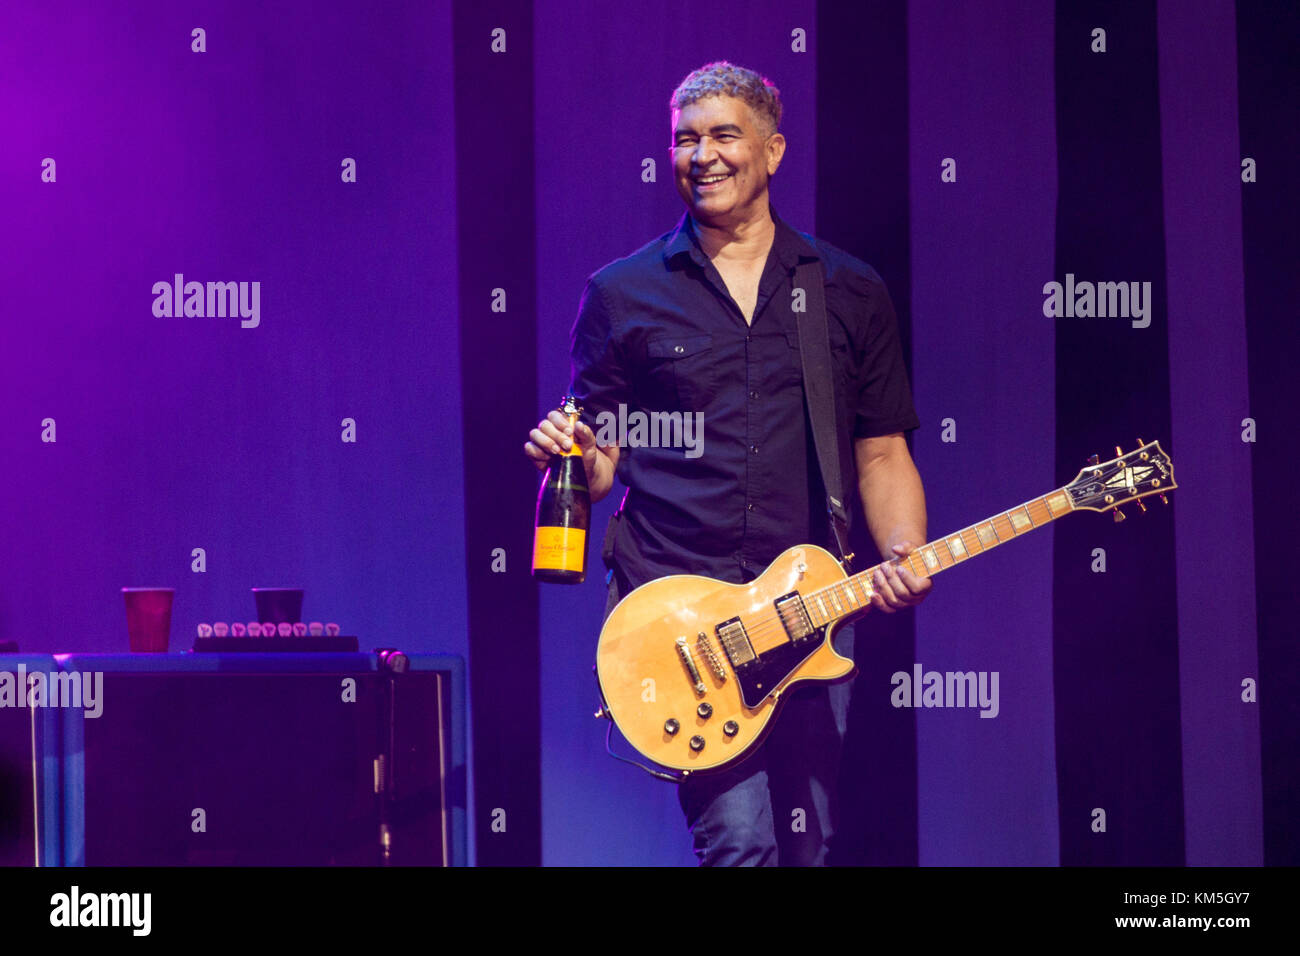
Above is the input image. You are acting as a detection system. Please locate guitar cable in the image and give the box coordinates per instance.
[603,719,687,784]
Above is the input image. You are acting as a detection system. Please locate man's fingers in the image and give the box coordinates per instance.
[529,427,564,456]
[524,442,549,469]
[871,569,900,612]
[897,563,932,596]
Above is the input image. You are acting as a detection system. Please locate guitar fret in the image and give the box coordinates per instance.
[799,487,1079,630]
[1027,498,1052,525]
[1009,506,1033,533]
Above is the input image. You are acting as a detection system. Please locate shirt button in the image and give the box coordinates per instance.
[750,445,758,455]
[747,502,755,511]
[745,333,752,344]
[749,390,758,399]
[674,345,685,354]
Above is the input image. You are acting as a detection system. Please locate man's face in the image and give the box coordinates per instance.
[671,95,784,223]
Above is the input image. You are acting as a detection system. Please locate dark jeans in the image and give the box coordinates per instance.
[604,571,855,866]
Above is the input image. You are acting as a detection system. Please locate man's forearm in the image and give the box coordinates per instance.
[858,451,927,557]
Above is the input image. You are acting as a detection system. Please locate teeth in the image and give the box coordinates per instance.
[697,174,730,184]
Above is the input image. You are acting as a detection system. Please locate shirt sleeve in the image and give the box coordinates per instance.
[853,271,921,439]
[568,276,630,438]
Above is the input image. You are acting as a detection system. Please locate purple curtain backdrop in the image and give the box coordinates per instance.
[908,0,1059,866]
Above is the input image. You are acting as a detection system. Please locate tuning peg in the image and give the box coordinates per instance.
[1087,453,1100,466]
[1112,507,1126,523]
[1159,494,1169,506]
[1136,500,1147,513]
[1115,446,1124,458]
[1136,436,1145,447]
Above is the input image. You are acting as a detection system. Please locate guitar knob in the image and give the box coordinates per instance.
[696,702,713,719]
[1113,508,1126,523]
[689,735,705,752]
[723,720,739,737]
[664,718,680,736]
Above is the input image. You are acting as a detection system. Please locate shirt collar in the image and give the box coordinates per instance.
[662,201,820,270]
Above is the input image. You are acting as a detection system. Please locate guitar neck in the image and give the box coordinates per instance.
[808,486,1077,627]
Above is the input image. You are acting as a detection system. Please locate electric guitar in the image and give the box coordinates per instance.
[594,441,1176,776]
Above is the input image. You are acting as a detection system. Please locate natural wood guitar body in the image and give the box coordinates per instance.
[595,545,856,774]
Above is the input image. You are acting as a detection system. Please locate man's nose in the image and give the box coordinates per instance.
[692,138,718,166]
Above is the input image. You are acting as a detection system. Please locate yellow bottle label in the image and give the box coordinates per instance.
[533,526,586,572]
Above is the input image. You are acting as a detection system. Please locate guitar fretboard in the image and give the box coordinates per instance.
[802,487,1076,627]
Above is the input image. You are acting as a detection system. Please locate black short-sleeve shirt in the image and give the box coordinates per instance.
[569,202,919,592]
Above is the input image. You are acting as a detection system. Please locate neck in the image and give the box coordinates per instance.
[804,485,1078,628]
[692,198,775,262]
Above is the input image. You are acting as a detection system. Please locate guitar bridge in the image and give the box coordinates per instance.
[697,632,727,682]
[675,637,706,696]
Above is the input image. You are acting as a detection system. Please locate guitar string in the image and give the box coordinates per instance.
[717,504,1060,645]
[658,474,1163,657]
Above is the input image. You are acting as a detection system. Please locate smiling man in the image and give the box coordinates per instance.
[525,61,930,866]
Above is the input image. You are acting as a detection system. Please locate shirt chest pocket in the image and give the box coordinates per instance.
[642,334,717,411]
[782,327,852,394]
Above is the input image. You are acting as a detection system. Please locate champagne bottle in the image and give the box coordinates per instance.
[532,395,590,583]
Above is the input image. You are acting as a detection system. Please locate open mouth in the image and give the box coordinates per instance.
[693,171,733,192]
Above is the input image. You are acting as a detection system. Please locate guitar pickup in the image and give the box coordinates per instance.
[715,618,756,669]
[775,592,814,641]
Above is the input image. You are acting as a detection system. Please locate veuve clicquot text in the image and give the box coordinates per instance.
[532,395,590,583]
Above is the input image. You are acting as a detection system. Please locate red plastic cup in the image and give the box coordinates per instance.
[122,587,174,652]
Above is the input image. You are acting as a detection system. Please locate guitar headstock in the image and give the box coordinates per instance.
[1065,440,1176,517]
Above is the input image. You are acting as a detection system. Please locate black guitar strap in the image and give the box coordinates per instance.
[794,259,853,570]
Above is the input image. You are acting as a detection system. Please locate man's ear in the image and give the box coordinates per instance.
[766,133,786,176]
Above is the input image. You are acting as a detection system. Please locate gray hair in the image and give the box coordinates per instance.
[669,61,783,140]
